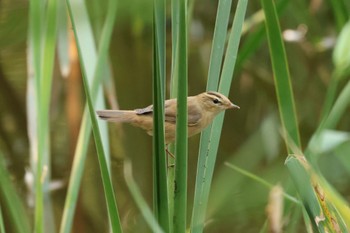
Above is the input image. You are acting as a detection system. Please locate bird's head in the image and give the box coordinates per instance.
[198,91,240,114]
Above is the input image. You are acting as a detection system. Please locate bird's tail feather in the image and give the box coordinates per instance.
[96,110,135,123]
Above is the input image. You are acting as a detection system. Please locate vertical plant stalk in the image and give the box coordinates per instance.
[153,0,170,231]
[28,0,43,231]
[123,161,164,233]
[191,0,232,229]
[28,0,58,231]
[173,0,188,232]
[168,0,180,229]
[261,0,301,151]
[191,0,247,232]
[0,154,31,233]
[0,205,4,233]
[80,62,122,233]
[59,0,117,232]
[0,192,6,233]
[286,155,348,232]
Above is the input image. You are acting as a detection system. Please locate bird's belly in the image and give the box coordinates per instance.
[141,116,213,144]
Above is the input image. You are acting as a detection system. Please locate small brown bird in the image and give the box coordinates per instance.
[96,91,239,144]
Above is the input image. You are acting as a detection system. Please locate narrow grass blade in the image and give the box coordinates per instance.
[207,114,278,216]
[319,77,338,121]
[292,81,350,225]
[308,130,350,154]
[0,206,4,233]
[28,0,58,231]
[191,1,233,229]
[206,0,232,91]
[124,160,164,233]
[0,154,31,233]
[218,0,247,95]
[39,0,59,231]
[224,162,299,204]
[333,21,350,80]
[194,0,233,186]
[153,0,170,231]
[28,0,44,229]
[236,25,265,72]
[167,0,180,228]
[57,0,70,78]
[320,21,350,119]
[173,0,188,232]
[285,155,348,232]
[261,0,301,152]
[328,0,349,32]
[308,80,350,148]
[191,1,247,232]
[79,44,122,233]
[60,0,118,232]
[170,0,179,98]
[236,0,289,72]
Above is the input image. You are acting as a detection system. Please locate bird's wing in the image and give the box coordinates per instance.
[187,103,202,126]
[135,105,153,114]
[164,99,202,126]
[135,98,202,126]
[164,99,177,122]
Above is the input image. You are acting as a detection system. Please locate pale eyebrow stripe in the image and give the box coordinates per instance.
[206,91,223,99]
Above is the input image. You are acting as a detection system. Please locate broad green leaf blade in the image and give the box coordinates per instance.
[0,154,31,233]
[80,43,122,233]
[303,81,350,225]
[308,130,350,154]
[124,161,164,233]
[60,0,118,232]
[285,155,348,232]
[153,0,170,231]
[262,0,301,152]
[191,1,247,232]
[173,0,188,232]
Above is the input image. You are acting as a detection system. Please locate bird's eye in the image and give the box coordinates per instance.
[213,99,220,104]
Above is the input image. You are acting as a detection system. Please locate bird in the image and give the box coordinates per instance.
[96,91,239,144]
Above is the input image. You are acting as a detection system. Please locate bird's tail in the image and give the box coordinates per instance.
[96,110,136,123]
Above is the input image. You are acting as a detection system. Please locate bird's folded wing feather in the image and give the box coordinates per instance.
[135,99,202,126]
[135,105,153,114]
[165,99,202,126]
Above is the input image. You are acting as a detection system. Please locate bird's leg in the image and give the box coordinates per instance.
[165,147,175,158]
[166,144,175,168]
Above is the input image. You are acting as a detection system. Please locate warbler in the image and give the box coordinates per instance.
[97,91,239,144]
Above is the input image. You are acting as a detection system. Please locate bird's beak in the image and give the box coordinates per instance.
[229,103,240,109]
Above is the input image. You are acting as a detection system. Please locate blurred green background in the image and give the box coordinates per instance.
[1,0,350,232]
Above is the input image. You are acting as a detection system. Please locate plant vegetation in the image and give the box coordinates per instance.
[0,0,350,232]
